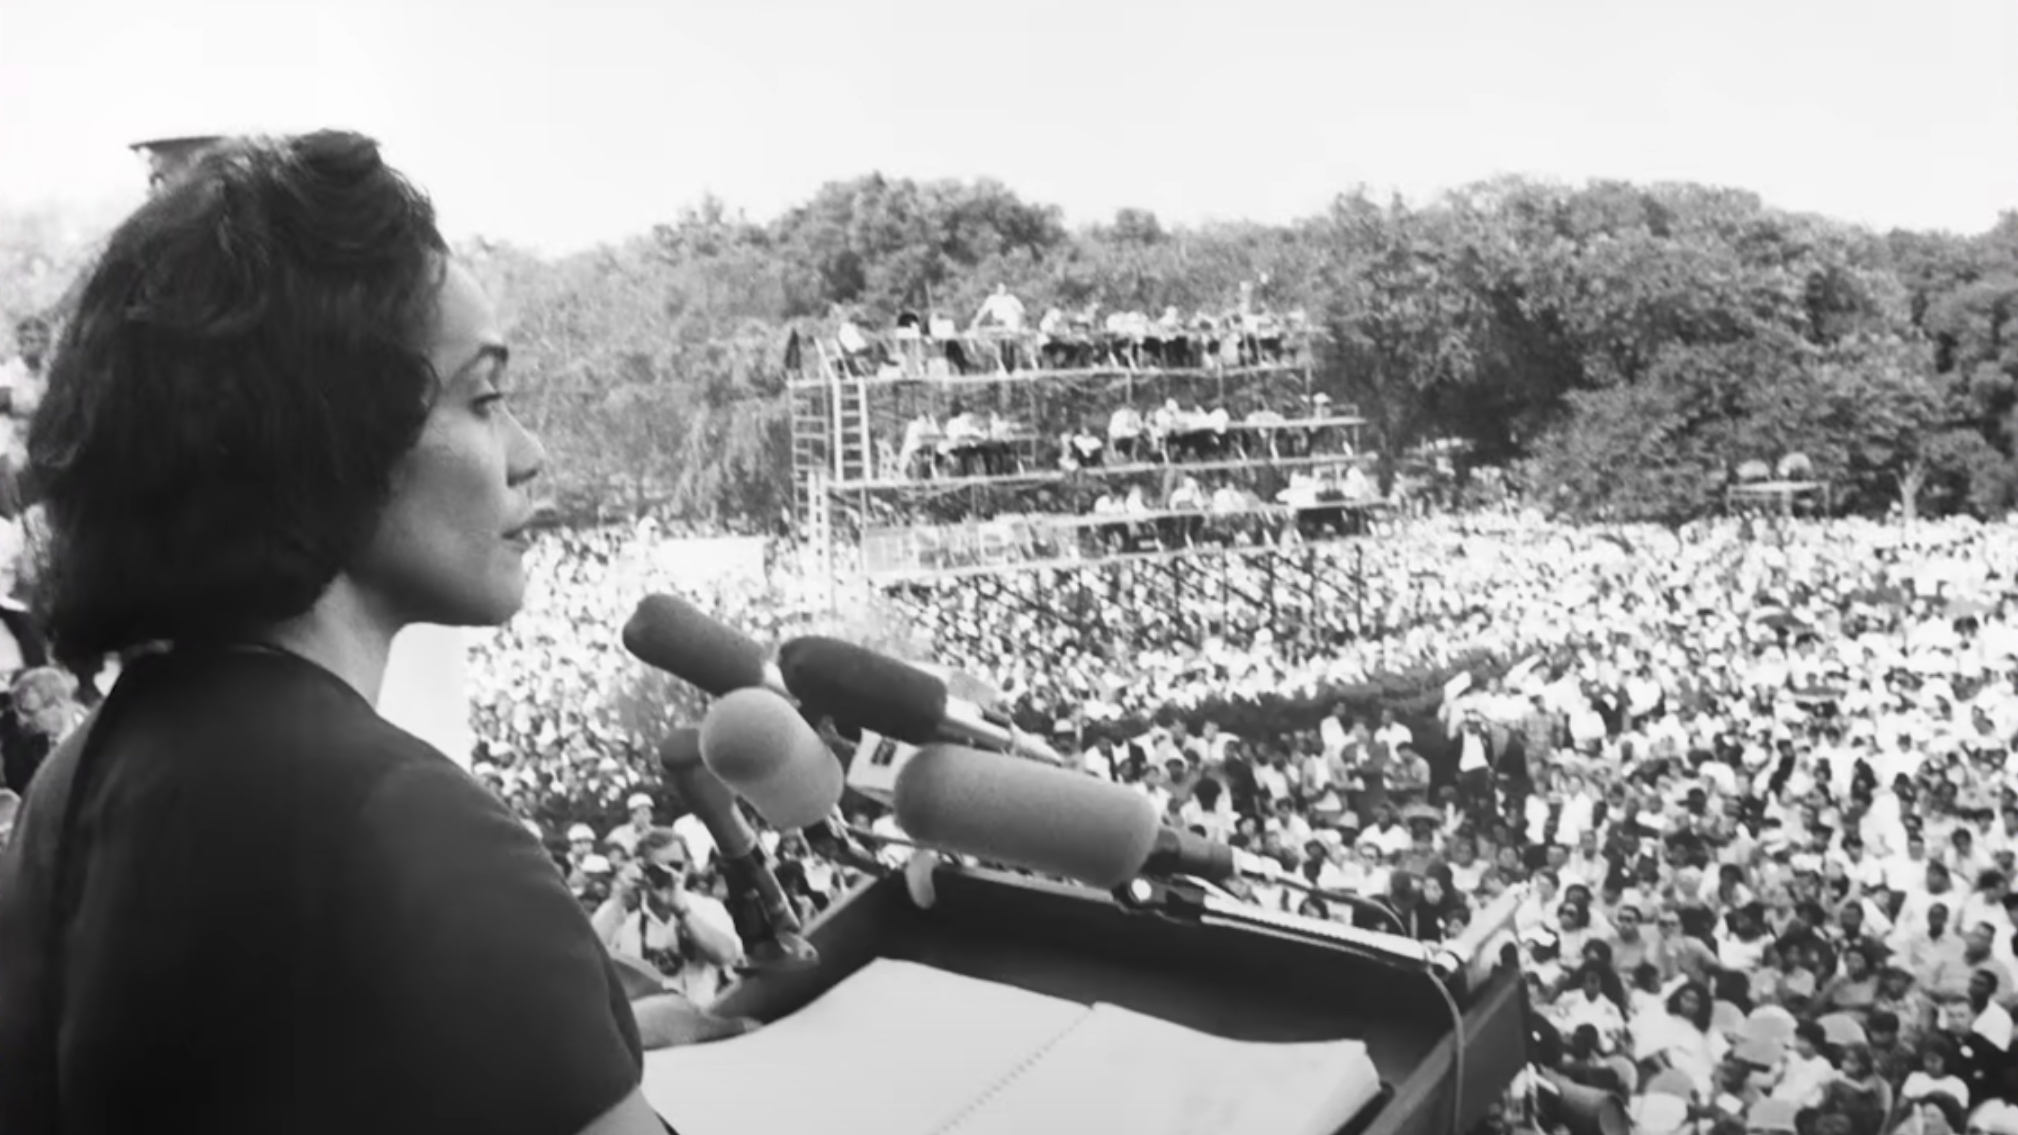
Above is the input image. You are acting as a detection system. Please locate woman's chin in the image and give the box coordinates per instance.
[403,579,527,630]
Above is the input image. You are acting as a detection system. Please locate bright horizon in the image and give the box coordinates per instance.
[2,0,2014,256]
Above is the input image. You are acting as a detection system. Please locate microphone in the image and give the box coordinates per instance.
[697,689,844,830]
[656,727,818,974]
[778,637,1065,766]
[622,594,791,699]
[890,743,1234,890]
[887,746,1513,993]
[695,688,880,874]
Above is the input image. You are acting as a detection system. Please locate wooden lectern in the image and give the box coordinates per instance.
[706,864,1529,1135]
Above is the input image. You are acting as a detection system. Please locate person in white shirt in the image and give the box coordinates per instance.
[1951,828,1989,890]
[1106,405,1144,464]
[0,315,49,512]
[1771,1021,1835,1108]
[1271,797,1314,849]
[1897,1035,1972,1127]
[1516,871,1563,938]
[899,412,943,479]
[1178,777,1236,843]
[1304,840,1356,895]
[969,284,1027,371]
[1965,967,2016,1051]
[1372,709,1412,759]
[970,284,1026,333]
[1890,832,1937,896]
[668,805,718,875]
[1454,715,1493,817]
[1834,834,1890,891]
[1249,753,1289,807]
[591,834,743,1004]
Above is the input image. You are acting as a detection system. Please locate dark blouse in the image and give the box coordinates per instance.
[0,646,645,1134]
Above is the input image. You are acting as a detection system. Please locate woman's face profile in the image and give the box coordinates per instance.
[349,260,546,629]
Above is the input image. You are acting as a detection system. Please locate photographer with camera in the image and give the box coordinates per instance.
[591,831,744,1005]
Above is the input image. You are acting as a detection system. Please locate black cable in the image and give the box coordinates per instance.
[1429,963,1466,1135]
[1243,868,1410,937]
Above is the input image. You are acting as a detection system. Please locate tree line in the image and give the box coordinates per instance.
[6,174,2014,526]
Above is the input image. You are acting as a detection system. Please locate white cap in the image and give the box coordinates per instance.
[626,792,654,810]
[567,823,595,842]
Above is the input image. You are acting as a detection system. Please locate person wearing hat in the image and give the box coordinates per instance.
[1874,965,1939,1050]
[605,792,661,858]
[564,822,601,892]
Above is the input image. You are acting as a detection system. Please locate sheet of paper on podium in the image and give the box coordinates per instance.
[642,958,1381,1135]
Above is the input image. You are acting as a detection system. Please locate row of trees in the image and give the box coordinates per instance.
[1319,182,2018,520]
[5,174,2014,525]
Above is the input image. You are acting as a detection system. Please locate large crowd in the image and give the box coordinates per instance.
[4,299,2018,1135]
[452,508,2018,1135]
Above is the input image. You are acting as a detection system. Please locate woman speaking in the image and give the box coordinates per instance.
[0,132,740,1134]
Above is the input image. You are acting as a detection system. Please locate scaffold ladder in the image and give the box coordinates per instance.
[834,377,872,482]
[801,467,835,612]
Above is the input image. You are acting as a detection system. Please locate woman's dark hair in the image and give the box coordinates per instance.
[1573,960,1627,1009]
[1665,979,1713,1031]
[1711,969,1753,1014]
[1843,940,1881,972]
[29,131,447,666]
[1423,862,1455,904]
[1920,1033,1956,1068]
[1916,1090,1966,1134]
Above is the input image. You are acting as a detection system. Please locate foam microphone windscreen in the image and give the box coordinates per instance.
[622,594,768,697]
[698,689,844,830]
[892,744,1161,890]
[777,637,947,743]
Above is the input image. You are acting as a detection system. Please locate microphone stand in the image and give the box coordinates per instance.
[1241,869,1412,937]
[1111,876,1457,981]
[717,847,820,976]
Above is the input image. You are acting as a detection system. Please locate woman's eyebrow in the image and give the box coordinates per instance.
[452,342,510,383]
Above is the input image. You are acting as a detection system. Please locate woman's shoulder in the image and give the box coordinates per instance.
[115,648,460,819]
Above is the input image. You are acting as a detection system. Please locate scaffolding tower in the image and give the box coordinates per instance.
[789,319,1389,653]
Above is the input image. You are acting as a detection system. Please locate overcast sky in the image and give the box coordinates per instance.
[2,0,2013,254]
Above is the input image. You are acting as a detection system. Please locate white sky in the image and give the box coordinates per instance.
[2,0,2013,255]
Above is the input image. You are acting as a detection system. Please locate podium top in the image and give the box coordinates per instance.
[707,865,1526,1135]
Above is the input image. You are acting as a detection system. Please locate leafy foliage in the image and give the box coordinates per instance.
[2,174,2012,527]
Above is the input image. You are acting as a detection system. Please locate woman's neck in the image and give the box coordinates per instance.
[254,578,402,704]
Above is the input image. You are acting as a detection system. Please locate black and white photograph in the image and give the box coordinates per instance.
[0,1,2015,1132]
